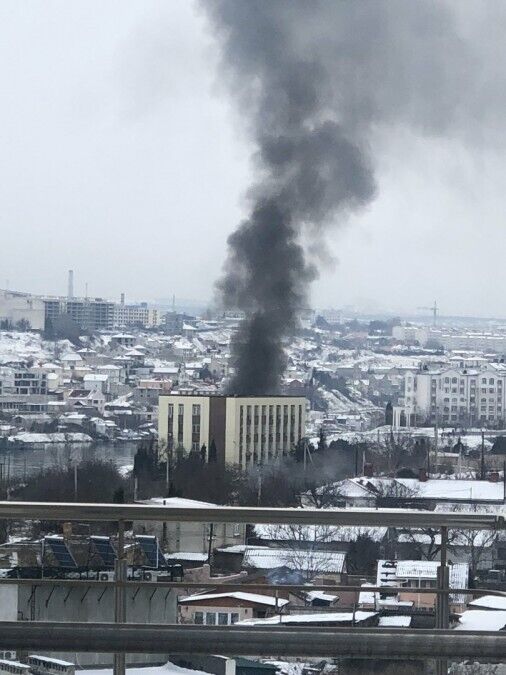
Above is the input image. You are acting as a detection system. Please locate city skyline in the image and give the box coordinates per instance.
[2,1,506,318]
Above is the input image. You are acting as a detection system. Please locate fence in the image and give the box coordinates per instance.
[0,501,505,675]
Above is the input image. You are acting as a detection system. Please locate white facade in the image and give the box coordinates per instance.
[0,290,45,330]
[404,364,506,426]
[113,304,160,328]
[83,373,109,394]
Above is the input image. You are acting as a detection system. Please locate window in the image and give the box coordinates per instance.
[218,612,229,625]
[206,612,216,625]
[194,612,204,624]
[231,612,239,624]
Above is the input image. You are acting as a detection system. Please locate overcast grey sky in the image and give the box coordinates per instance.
[2,1,506,317]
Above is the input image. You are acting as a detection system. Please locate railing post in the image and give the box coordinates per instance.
[436,525,449,675]
[114,519,126,675]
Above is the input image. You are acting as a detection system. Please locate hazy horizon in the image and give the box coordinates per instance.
[2,1,506,318]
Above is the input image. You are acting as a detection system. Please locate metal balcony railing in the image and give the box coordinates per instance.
[0,501,505,675]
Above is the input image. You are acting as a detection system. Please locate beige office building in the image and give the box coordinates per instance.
[158,394,307,467]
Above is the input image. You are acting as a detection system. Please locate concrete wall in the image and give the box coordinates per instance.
[7,582,177,667]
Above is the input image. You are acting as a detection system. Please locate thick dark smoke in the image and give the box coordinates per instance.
[202,0,490,395]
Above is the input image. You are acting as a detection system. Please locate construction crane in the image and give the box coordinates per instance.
[417,301,438,326]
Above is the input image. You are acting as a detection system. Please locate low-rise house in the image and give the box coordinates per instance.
[83,373,109,395]
[66,389,105,415]
[360,559,469,614]
[134,497,246,556]
[178,591,288,625]
[241,545,347,584]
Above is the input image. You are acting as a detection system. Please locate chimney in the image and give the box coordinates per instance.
[418,467,428,483]
[120,293,125,305]
[363,462,374,478]
[68,269,74,299]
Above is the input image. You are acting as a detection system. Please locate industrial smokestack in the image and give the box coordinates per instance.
[203,1,483,395]
[120,293,125,306]
[68,270,74,299]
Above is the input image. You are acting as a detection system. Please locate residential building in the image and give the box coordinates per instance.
[14,368,47,395]
[83,373,109,395]
[113,303,160,328]
[134,497,246,555]
[178,591,288,625]
[359,559,469,613]
[403,364,506,427]
[43,297,114,331]
[0,289,45,330]
[158,394,307,467]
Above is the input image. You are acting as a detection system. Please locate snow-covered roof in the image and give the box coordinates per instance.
[469,595,506,611]
[138,497,216,508]
[9,432,93,444]
[179,591,288,608]
[165,552,208,562]
[455,610,506,631]
[216,545,247,554]
[81,661,212,675]
[336,476,506,502]
[304,590,338,603]
[243,546,346,574]
[30,656,75,666]
[238,611,376,626]
[0,661,29,670]
[376,559,469,604]
[378,615,411,627]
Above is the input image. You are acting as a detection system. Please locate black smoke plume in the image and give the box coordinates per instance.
[203,0,488,395]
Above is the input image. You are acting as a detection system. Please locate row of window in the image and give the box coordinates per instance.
[193,611,240,625]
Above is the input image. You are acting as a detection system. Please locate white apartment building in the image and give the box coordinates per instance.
[113,303,159,328]
[158,394,307,468]
[404,364,506,427]
[393,325,506,354]
[0,289,45,330]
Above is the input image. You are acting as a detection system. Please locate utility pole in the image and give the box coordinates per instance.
[480,430,486,480]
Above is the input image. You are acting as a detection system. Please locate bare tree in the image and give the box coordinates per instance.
[260,523,342,582]
[449,662,502,674]
[447,504,498,577]
[399,527,457,561]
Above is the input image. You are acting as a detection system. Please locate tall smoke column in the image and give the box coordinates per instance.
[203,0,477,394]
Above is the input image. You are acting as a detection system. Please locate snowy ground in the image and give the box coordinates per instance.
[81,662,210,675]
[0,331,55,364]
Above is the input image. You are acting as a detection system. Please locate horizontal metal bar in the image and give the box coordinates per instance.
[0,502,503,529]
[0,577,504,597]
[0,622,505,658]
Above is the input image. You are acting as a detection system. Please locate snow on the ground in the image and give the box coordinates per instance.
[0,331,54,364]
[81,661,211,675]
